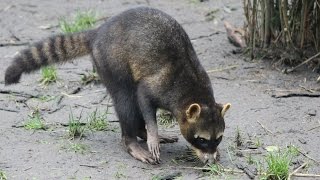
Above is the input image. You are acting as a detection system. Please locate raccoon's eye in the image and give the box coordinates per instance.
[197,137,207,144]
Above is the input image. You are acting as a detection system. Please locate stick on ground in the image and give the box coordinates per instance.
[257,120,274,134]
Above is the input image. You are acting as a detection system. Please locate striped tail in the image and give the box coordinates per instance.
[4,29,96,85]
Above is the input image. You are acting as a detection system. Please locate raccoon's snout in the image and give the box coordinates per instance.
[194,148,219,164]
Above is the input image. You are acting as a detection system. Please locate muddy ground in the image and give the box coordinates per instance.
[0,0,319,179]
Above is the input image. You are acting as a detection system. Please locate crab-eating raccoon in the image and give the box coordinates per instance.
[5,7,231,164]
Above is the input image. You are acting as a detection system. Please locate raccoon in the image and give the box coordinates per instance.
[5,7,231,164]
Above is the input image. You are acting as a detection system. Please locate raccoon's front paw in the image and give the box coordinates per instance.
[147,136,160,162]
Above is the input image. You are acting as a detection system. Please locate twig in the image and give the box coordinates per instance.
[0,107,19,113]
[285,52,320,73]
[12,124,24,128]
[293,173,320,177]
[288,162,308,180]
[79,164,100,169]
[56,86,83,105]
[236,163,255,179]
[92,94,108,105]
[191,32,221,40]
[299,85,316,93]
[0,89,39,98]
[265,89,299,92]
[176,166,244,174]
[206,65,238,73]
[297,149,319,164]
[257,120,274,134]
[48,105,66,114]
[58,122,87,127]
[271,93,320,98]
[308,125,320,131]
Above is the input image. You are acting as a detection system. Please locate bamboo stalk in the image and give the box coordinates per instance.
[251,0,257,60]
[264,0,271,47]
[261,0,265,47]
[242,0,319,64]
[300,1,307,48]
[281,0,292,45]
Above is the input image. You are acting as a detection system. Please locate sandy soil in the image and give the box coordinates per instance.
[0,0,319,179]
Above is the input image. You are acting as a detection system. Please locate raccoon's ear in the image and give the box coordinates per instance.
[186,103,201,123]
[221,103,231,117]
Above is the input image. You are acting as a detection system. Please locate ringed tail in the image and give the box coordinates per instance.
[4,29,95,85]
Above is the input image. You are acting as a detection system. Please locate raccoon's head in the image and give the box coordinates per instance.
[179,103,231,164]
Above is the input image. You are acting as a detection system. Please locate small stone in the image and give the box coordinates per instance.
[298,138,307,144]
[235,151,243,157]
[307,109,317,116]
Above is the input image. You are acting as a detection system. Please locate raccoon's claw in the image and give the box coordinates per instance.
[147,137,160,162]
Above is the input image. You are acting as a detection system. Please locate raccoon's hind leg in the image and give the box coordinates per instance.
[137,119,178,143]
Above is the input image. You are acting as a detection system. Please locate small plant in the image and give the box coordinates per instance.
[151,175,161,180]
[87,109,109,131]
[68,110,86,139]
[188,0,201,4]
[114,164,127,179]
[24,110,47,130]
[287,145,300,157]
[247,154,255,165]
[235,127,243,147]
[81,71,100,85]
[59,10,97,33]
[207,164,224,176]
[68,142,88,154]
[40,66,57,85]
[0,170,7,180]
[157,109,175,128]
[254,137,262,148]
[38,95,56,102]
[265,149,291,180]
[205,9,219,21]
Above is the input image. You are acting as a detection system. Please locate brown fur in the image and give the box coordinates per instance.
[4,7,230,164]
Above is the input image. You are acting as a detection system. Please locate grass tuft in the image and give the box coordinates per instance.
[37,95,56,102]
[265,149,292,180]
[59,10,97,33]
[87,109,109,131]
[40,66,57,85]
[0,170,7,180]
[24,110,47,130]
[287,145,300,157]
[157,109,175,128]
[81,71,100,85]
[235,127,244,147]
[207,164,223,176]
[68,110,86,139]
[68,142,88,154]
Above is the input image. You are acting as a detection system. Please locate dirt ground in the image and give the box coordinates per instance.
[0,0,319,179]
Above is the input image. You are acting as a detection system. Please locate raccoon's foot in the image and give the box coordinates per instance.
[158,134,178,143]
[147,134,160,162]
[124,138,158,164]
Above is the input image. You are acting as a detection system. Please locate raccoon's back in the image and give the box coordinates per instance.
[92,7,202,81]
